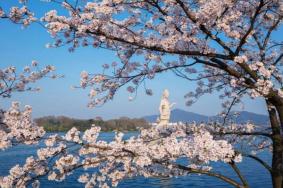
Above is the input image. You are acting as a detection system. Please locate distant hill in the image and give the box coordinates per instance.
[143,109,269,125]
[144,109,209,123]
[212,111,270,125]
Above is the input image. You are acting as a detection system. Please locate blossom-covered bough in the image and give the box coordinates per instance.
[0,61,59,150]
[0,0,282,187]
[1,124,260,188]
[0,61,57,98]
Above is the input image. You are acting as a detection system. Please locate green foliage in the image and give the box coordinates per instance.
[35,116,151,132]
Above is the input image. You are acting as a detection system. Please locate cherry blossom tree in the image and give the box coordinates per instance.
[0,0,283,187]
[40,0,283,186]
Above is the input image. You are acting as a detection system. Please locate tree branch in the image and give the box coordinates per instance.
[229,161,249,187]
[243,154,272,173]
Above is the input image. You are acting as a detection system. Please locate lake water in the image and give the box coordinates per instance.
[0,132,272,188]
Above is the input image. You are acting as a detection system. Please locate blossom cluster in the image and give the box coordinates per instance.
[249,62,277,98]
[0,102,45,150]
[0,1,36,26]
[185,122,271,154]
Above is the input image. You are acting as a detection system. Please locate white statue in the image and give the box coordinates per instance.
[157,89,175,126]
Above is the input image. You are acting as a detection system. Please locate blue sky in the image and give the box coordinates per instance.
[0,1,269,119]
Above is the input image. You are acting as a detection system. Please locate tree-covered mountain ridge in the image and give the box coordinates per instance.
[35,116,150,132]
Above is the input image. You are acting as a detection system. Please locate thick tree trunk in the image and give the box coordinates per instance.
[266,99,283,188]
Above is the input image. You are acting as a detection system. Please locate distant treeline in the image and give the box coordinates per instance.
[35,116,151,132]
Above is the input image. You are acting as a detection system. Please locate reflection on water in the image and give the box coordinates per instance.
[0,132,272,188]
